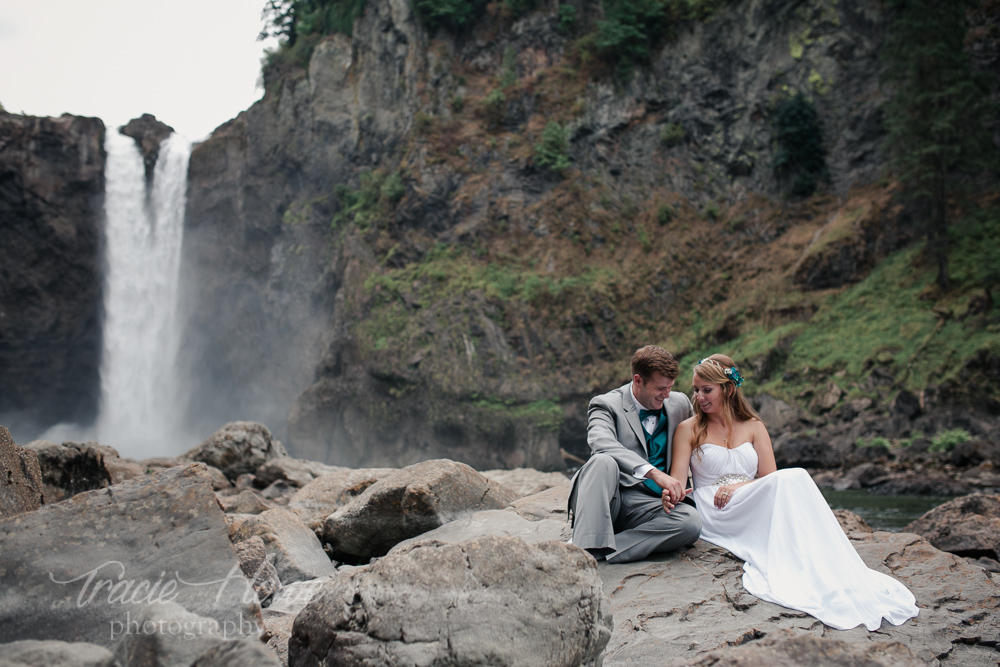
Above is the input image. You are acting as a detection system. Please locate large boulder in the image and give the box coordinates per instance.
[289,536,613,667]
[321,459,518,562]
[25,439,142,502]
[286,467,395,530]
[389,509,571,552]
[119,113,174,183]
[0,464,261,646]
[508,482,571,522]
[0,640,118,667]
[185,422,288,480]
[0,425,44,517]
[904,493,1000,560]
[229,508,337,583]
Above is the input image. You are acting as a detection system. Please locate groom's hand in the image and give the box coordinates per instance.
[645,469,685,511]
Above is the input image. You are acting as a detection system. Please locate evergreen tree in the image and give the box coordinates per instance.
[881,0,997,287]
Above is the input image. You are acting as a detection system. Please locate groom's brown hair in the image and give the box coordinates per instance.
[631,345,679,380]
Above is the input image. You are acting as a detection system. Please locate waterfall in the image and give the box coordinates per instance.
[94,131,192,458]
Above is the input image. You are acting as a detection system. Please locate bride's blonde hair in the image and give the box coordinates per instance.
[691,354,762,451]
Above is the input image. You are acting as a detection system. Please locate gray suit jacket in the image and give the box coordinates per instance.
[572,382,694,492]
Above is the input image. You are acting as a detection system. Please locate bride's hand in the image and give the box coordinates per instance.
[714,484,738,509]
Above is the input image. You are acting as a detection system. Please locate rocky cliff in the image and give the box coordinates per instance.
[0,112,105,440]
[181,0,999,469]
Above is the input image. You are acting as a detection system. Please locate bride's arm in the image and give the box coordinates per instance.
[668,418,695,486]
[752,419,777,477]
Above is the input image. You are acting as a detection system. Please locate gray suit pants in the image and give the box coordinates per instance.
[570,453,701,563]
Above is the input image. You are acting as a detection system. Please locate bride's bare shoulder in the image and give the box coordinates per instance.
[677,416,697,432]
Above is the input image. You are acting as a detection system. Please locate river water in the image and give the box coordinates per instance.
[822,489,951,531]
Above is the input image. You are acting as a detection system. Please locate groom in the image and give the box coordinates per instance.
[568,345,701,563]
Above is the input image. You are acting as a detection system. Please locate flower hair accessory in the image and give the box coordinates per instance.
[698,358,744,388]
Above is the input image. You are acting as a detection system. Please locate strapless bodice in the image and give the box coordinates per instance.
[690,442,758,488]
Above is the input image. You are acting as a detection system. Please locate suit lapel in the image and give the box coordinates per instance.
[621,384,648,457]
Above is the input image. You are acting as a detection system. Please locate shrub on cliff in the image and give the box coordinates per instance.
[772,92,828,198]
[535,122,572,174]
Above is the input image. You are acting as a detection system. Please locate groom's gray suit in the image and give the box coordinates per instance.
[568,382,701,563]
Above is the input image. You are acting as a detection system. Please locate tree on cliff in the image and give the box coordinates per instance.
[881,0,997,288]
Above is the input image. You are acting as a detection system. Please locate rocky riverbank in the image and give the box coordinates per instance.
[2,422,998,666]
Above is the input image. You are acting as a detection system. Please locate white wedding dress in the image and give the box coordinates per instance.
[689,442,919,631]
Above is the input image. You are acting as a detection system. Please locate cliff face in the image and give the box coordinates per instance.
[0,113,106,439]
[181,0,995,469]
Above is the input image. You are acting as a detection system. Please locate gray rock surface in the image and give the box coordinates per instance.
[390,508,571,552]
[508,482,571,522]
[0,463,261,646]
[254,458,344,489]
[118,114,174,183]
[0,112,105,439]
[286,467,394,530]
[233,536,282,604]
[0,640,118,667]
[289,535,613,667]
[598,527,1000,665]
[480,467,569,497]
[112,601,228,667]
[904,493,1000,560]
[185,422,288,480]
[229,508,337,583]
[189,639,281,667]
[666,630,925,666]
[321,459,519,562]
[0,425,44,517]
[219,489,274,515]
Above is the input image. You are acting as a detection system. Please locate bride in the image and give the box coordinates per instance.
[668,354,919,631]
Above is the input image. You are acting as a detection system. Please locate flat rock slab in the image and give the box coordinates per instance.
[508,482,571,522]
[229,508,337,583]
[0,464,261,646]
[599,531,1000,665]
[321,459,519,562]
[289,535,613,667]
[0,639,118,667]
[0,425,43,518]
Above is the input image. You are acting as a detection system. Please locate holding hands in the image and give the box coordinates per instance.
[646,468,692,513]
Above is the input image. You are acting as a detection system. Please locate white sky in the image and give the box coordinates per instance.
[0,0,278,142]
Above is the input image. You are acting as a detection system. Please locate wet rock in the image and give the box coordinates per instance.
[959,463,1000,490]
[904,493,1000,560]
[287,467,394,530]
[219,489,273,515]
[948,439,1000,467]
[289,536,612,667]
[0,425,44,517]
[866,472,975,496]
[0,640,118,667]
[185,422,288,480]
[230,508,337,583]
[26,440,121,502]
[832,463,890,491]
[119,113,174,183]
[480,467,568,497]
[895,438,936,463]
[321,459,519,562]
[0,464,261,646]
[773,433,843,469]
[600,531,999,664]
[234,536,282,604]
[254,458,344,489]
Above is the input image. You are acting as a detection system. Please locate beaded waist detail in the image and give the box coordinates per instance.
[709,473,752,487]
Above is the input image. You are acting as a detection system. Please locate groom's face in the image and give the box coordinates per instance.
[633,372,675,411]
